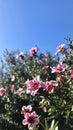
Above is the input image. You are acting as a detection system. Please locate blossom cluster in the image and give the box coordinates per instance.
[21,105,39,129]
[25,76,58,95]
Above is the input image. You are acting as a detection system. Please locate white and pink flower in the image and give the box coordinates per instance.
[45,80,58,92]
[21,105,32,114]
[70,69,73,79]
[30,47,37,57]
[11,75,15,82]
[0,87,6,96]
[11,85,15,92]
[42,65,49,69]
[37,60,43,64]
[57,75,64,82]
[51,62,65,73]
[25,76,44,96]
[16,52,24,59]
[22,111,39,129]
[16,88,23,95]
[56,44,65,54]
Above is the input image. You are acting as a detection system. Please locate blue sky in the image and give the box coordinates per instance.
[0,0,73,56]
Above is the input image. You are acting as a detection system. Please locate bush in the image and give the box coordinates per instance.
[0,38,73,130]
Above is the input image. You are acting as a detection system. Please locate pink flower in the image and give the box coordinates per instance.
[45,80,58,92]
[56,44,65,54]
[16,52,24,59]
[42,65,49,69]
[57,75,64,82]
[21,105,32,114]
[37,60,43,64]
[16,88,23,95]
[70,70,73,79]
[45,81,53,92]
[25,76,44,96]
[51,62,65,73]
[0,87,6,96]
[51,66,57,73]
[30,47,37,57]
[11,85,15,92]
[22,111,39,129]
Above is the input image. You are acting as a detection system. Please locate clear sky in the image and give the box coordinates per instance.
[0,0,73,56]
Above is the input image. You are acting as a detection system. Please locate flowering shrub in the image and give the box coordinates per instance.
[0,38,73,130]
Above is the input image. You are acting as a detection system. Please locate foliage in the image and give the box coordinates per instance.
[0,38,73,130]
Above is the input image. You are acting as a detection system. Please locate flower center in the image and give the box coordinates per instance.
[28,117,34,123]
[32,82,39,90]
